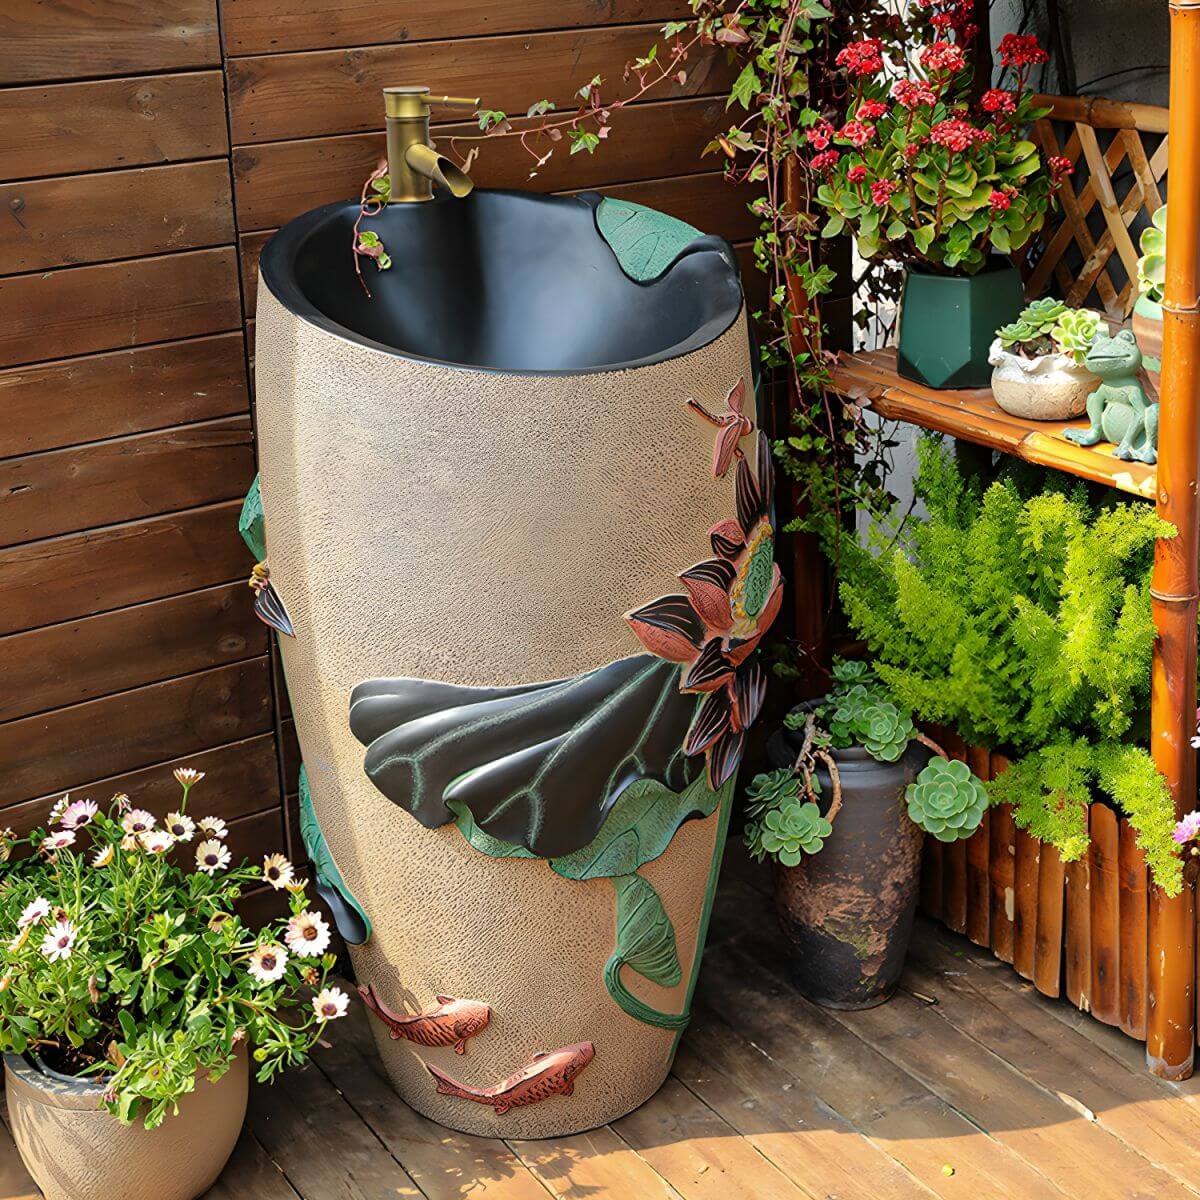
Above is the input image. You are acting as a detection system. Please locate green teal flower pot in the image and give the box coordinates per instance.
[897,260,1025,390]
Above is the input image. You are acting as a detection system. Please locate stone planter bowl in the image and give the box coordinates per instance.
[988,339,1101,420]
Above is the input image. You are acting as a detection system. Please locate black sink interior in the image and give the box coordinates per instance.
[258,190,743,374]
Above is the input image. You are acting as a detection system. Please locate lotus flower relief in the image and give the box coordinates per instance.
[625,428,783,788]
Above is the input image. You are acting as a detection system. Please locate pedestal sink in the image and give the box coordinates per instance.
[252,188,780,1137]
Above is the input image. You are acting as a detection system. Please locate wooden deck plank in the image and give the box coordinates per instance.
[696,940,1065,1199]
[309,1000,552,1200]
[908,926,1200,1191]
[202,1130,300,1200]
[247,1064,423,1200]
[510,1127,683,1200]
[612,1074,813,1200]
[674,1014,934,1200]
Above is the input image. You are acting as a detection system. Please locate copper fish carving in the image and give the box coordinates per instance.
[426,1042,595,1114]
[358,984,490,1053]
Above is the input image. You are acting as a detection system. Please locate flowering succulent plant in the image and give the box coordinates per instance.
[813,25,1063,273]
[0,771,348,1129]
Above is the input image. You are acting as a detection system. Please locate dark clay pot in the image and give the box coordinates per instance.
[897,259,1024,389]
[766,722,930,1009]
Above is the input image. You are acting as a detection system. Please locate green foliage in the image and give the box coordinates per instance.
[0,780,342,1129]
[997,299,1101,364]
[837,436,1179,889]
[750,799,833,866]
[1138,205,1167,304]
[905,757,989,842]
[744,768,803,820]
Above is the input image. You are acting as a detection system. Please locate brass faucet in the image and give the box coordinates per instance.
[383,87,479,203]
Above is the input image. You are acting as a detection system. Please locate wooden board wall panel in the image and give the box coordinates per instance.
[0,247,241,368]
[0,415,254,547]
[221,0,692,57]
[0,500,248,636]
[1033,844,1066,998]
[1065,855,1092,1011]
[225,26,731,144]
[1012,827,1042,980]
[0,582,265,723]
[232,96,734,230]
[0,161,235,275]
[0,657,271,808]
[1117,819,1148,1039]
[0,72,228,182]
[1088,805,1121,1026]
[0,333,250,459]
[0,0,221,85]
[964,744,991,947]
[16,734,281,831]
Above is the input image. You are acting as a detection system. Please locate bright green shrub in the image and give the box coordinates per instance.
[838,436,1180,892]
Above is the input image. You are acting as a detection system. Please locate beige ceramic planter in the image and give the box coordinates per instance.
[253,192,767,1137]
[988,339,1100,420]
[4,1051,247,1200]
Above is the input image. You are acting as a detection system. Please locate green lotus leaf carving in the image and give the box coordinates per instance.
[604,873,688,1030]
[905,756,989,842]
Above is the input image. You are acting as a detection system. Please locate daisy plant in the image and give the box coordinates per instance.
[0,769,348,1130]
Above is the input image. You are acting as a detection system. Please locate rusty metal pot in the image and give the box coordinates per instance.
[766,720,929,1009]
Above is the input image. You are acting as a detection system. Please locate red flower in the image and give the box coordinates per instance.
[805,121,834,151]
[836,38,885,77]
[904,143,921,161]
[891,79,937,109]
[980,88,1016,114]
[997,33,1049,68]
[870,179,899,207]
[626,434,783,788]
[920,41,966,74]
[989,189,1011,212]
[846,164,868,184]
[858,98,888,120]
[838,119,876,148]
[930,118,987,152]
[1049,154,1074,181]
[810,149,840,172]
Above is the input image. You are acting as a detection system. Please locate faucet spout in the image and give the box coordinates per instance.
[382,86,479,203]
[404,143,473,199]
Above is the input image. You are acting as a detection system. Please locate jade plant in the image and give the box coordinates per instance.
[745,660,988,866]
[835,434,1180,891]
[997,299,1103,363]
[0,772,348,1129]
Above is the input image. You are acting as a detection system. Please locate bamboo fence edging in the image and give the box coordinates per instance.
[1146,0,1200,1081]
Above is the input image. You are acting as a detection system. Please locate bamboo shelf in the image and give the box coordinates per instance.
[830,348,1158,500]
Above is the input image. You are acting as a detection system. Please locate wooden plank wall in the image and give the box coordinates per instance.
[0,2,756,890]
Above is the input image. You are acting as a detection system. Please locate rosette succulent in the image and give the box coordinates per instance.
[752,799,833,866]
[744,768,802,820]
[858,701,917,762]
[997,298,1101,364]
[1138,205,1167,304]
[1052,308,1102,363]
[905,756,989,842]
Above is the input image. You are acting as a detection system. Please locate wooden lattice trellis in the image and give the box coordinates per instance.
[1019,93,1168,319]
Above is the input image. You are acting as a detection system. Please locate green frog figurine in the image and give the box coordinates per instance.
[1064,328,1158,464]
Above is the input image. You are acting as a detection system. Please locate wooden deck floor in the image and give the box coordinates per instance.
[6,848,1200,1199]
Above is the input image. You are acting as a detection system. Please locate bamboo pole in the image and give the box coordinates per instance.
[1146,0,1200,1082]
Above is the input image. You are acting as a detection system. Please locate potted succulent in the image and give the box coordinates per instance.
[0,771,349,1200]
[1133,205,1166,398]
[749,660,988,1009]
[988,298,1103,419]
[813,31,1067,388]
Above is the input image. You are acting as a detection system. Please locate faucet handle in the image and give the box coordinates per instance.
[383,87,479,119]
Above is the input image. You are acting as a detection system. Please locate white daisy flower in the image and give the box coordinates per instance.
[120,833,141,852]
[285,910,331,958]
[247,943,289,986]
[173,767,205,789]
[164,812,195,842]
[121,809,155,835]
[139,830,174,855]
[42,830,76,853]
[111,792,131,814]
[198,816,228,839]
[18,897,50,927]
[40,919,76,962]
[91,844,114,868]
[312,986,350,1022]
[195,840,231,875]
[60,798,98,829]
[262,853,294,891]
[48,795,70,823]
